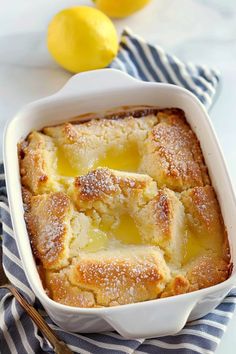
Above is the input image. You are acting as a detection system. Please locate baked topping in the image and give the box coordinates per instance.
[19,108,231,307]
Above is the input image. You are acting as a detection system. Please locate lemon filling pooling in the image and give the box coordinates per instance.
[82,229,109,252]
[57,143,141,177]
[80,214,143,253]
[56,145,80,177]
[182,224,223,265]
[93,143,141,172]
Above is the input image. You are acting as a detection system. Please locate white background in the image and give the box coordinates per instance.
[0,0,236,352]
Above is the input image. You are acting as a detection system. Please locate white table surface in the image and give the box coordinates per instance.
[0,0,236,352]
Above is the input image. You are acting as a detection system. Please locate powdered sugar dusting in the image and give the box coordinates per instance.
[75,168,147,201]
[74,254,163,304]
[27,193,70,266]
[75,168,118,200]
[152,116,206,186]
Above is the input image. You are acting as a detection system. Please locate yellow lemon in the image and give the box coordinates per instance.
[47,6,118,73]
[93,0,151,18]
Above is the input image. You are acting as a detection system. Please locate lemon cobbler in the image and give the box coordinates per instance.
[18,108,231,307]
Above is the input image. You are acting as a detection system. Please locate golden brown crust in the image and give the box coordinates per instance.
[44,247,170,308]
[72,167,156,207]
[161,275,190,298]
[161,254,231,298]
[21,187,32,212]
[19,108,231,308]
[181,185,224,232]
[140,110,210,191]
[135,188,184,264]
[45,270,95,307]
[186,254,230,291]
[68,247,170,306]
[25,192,72,270]
[62,123,80,143]
[74,168,119,201]
[19,132,59,194]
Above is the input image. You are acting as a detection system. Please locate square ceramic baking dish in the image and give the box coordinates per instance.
[3,69,236,339]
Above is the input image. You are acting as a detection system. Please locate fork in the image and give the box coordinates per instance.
[0,247,73,354]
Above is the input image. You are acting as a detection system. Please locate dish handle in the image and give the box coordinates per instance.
[55,69,140,97]
[102,296,197,339]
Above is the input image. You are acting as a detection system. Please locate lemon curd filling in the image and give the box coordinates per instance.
[93,143,141,172]
[109,214,143,245]
[182,228,223,265]
[57,142,140,178]
[80,214,143,253]
[82,229,109,252]
[56,146,80,177]
[79,214,143,252]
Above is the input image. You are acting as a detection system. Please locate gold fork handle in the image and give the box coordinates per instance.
[1,284,73,354]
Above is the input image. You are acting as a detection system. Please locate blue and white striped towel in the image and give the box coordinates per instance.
[0,29,235,354]
[110,29,220,109]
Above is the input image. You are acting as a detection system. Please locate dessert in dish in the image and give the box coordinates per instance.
[19,108,231,307]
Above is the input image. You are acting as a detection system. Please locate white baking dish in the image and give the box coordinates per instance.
[3,69,236,339]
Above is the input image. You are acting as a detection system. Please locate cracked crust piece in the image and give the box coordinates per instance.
[161,251,232,297]
[186,254,230,292]
[45,270,96,307]
[139,109,210,191]
[45,246,170,307]
[71,167,157,211]
[161,274,190,298]
[181,185,225,236]
[135,188,185,265]
[161,185,231,298]
[25,192,73,270]
[161,253,231,298]
[25,192,94,270]
[18,131,60,194]
[161,254,231,298]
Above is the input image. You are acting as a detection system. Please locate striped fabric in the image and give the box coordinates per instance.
[0,30,235,353]
[109,29,220,109]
